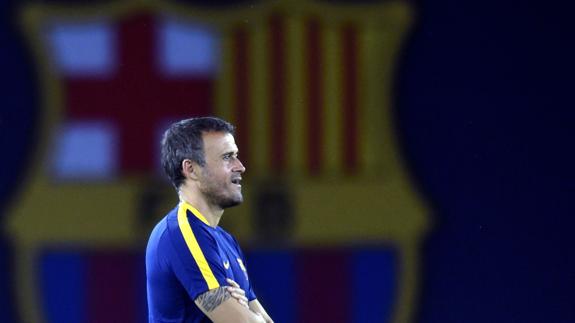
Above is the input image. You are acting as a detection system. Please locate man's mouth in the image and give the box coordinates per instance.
[231,177,242,186]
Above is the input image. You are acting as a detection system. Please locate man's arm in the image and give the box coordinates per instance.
[195,287,266,323]
[248,299,274,323]
[224,278,273,323]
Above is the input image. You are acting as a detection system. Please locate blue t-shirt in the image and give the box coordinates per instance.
[146,201,256,323]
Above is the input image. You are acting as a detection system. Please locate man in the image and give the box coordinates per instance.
[146,117,273,323]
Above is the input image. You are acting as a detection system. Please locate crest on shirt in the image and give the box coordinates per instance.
[237,258,249,281]
[9,0,428,322]
[237,258,247,272]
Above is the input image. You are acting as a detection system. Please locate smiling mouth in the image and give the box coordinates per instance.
[231,178,242,185]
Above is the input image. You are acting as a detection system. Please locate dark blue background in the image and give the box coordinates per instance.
[1,0,574,322]
[397,1,575,322]
[1,1,38,321]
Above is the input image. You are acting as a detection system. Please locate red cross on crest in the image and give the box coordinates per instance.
[64,13,213,174]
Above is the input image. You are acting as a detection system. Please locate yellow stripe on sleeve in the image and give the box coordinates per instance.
[177,203,220,290]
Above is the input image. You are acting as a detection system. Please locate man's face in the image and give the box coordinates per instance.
[197,132,245,209]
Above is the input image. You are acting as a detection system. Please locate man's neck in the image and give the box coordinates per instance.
[178,188,223,228]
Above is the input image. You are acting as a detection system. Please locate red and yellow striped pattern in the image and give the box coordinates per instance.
[216,13,381,179]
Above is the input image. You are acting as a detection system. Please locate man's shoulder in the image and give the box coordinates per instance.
[146,205,179,248]
[160,205,220,253]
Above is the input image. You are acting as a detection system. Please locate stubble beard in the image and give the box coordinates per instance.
[216,194,242,209]
[200,177,243,209]
[205,186,243,209]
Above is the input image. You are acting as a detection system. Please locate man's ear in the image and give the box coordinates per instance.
[181,159,200,181]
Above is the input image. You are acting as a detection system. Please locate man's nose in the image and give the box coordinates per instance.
[234,159,246,173]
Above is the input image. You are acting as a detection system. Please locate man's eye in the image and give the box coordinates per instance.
[223,153,238,161]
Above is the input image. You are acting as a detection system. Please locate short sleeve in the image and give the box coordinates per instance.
[167,210,228,300]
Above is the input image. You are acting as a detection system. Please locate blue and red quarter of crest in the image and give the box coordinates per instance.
[39,247,396,322]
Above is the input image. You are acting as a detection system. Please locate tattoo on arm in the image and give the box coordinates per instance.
[195,287,232,313]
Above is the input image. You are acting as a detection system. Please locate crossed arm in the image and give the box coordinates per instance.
[194,279,273,323]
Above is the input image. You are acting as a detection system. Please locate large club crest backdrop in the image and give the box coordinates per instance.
[5,0,428,322]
